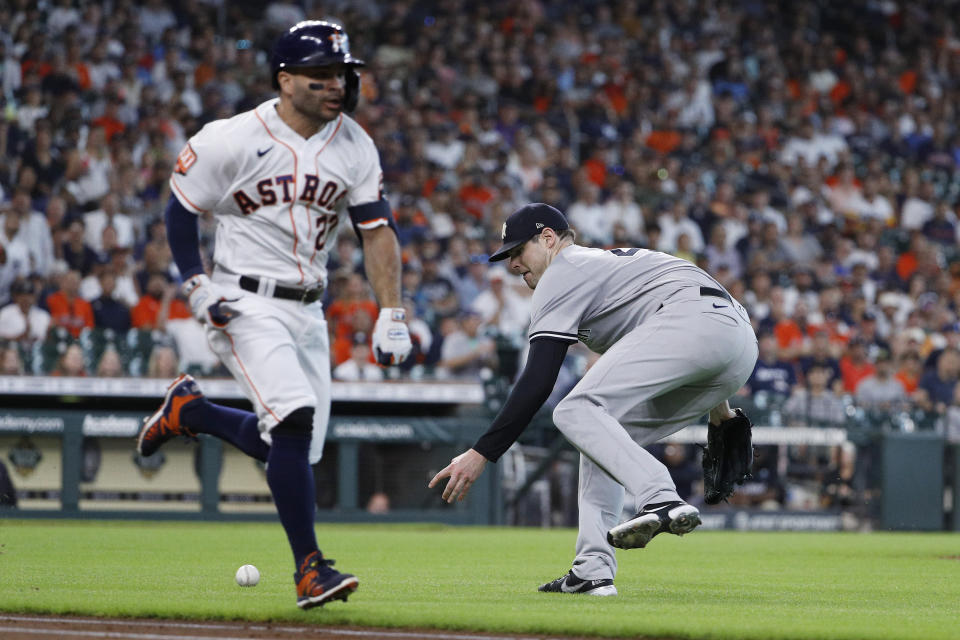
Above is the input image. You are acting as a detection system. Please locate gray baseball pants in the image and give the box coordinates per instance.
[551,286,758,580]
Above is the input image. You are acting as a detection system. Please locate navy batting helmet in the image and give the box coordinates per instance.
[270,21,365,112]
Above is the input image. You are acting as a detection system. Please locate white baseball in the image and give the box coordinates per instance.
[235,564,260,587]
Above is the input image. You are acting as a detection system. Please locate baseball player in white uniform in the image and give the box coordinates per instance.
[136,21,412,609]
[430,203,758,596]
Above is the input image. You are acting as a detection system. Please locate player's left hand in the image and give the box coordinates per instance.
[428,449,488,503]
[207,297,241,328]
[183,274,242,329]
[372,307,412,365]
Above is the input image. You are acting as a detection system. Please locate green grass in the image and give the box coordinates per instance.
[1,521,959,639]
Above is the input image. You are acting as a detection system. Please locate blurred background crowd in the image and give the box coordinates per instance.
[1,0,960,464]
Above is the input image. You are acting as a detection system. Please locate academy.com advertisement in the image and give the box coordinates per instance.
[0,408,844,529]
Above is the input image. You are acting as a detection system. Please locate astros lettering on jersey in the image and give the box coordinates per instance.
[170,98,386,287]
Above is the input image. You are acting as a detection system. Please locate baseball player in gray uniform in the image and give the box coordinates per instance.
[430,203,758,596]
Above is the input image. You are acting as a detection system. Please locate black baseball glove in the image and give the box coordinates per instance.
[701,408,754,505]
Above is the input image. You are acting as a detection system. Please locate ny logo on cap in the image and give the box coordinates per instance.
[501,222,507,240]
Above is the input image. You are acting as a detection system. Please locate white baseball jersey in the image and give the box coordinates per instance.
[167,98,389,464]
[169,97,386,287]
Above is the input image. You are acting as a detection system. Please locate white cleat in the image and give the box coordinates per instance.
[606,501,701,549]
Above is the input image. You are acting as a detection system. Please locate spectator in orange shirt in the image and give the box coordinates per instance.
[331,307,376,367]
[895,351,923,395]
[46,270,94,338]
[839,337,875,393]
[645,127,681,155]
[895,232,925,283]
[130,273,191,330]
[457,169,496,221]
[327,272,379,365]
[807,310,851,348]
[772,301,808,360]
[65,39,91,91]
[90,95,126,143]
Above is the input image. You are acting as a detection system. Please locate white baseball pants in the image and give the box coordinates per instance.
[206,275,331,464]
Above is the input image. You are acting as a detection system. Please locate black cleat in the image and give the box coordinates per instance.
[606,500,701,549]
[295,552,359,610]
[137,374,201,457]
[538,570,617,596]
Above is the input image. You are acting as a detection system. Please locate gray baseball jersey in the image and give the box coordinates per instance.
[528,245,721,353]
[530,244,758,582]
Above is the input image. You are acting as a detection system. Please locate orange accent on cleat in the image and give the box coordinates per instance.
[136,374,203,456]
[294,551,358,610]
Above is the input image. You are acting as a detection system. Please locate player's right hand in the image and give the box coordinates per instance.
[182,274,242,329]
[428,448,489,503]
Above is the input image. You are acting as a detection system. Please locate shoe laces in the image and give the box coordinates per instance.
[298,551,336,577]
[296,553,338,596]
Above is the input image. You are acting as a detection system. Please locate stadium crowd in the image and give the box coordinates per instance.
[1,0,960,451]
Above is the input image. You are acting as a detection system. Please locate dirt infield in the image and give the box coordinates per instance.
[0,614,618,640]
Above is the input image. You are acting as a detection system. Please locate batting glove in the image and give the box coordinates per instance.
[182,274,241,329]
[372,307,412,365]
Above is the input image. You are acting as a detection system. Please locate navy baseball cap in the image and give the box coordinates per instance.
[489,203,569,262]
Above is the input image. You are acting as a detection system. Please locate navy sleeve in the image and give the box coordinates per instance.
[164,195,204,279]
[348,198,398,239]
[472,337,570,462]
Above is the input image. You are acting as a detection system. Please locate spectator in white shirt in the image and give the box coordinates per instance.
[778,212,823,266]
[16,85,48,132]
[782,266,820,317]
[86,40,121,91]
[826,165,862,219]
[0,40,21,99]
[64,127,113,210]
[845,232,881,273]
[900,180,936,230]
[1,189,54,277]
[780,119,848,170]
[657,199,705,254]
[402,297,433,362]
[566,182,612,247]
[333,332,385,382]
[424,123,465,171]
[470,267,531,341]
[665,76,715,130]
[46,0,81,35]
[783,364,847,427]
[0,214,30,303]
[84,193,135,253]
[747,188,787,233]
[139,0,177,44]
[0,279,50,343]
[505,141,545,198]
[854,176,895,224]
[437,311,497,380]
[602,181,644,242]
[703,224,743,279]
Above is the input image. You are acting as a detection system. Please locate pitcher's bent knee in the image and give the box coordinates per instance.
[553,395,595,435]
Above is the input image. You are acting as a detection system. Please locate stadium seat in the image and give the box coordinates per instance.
[39,330,75,375]
[81,328,134,375]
